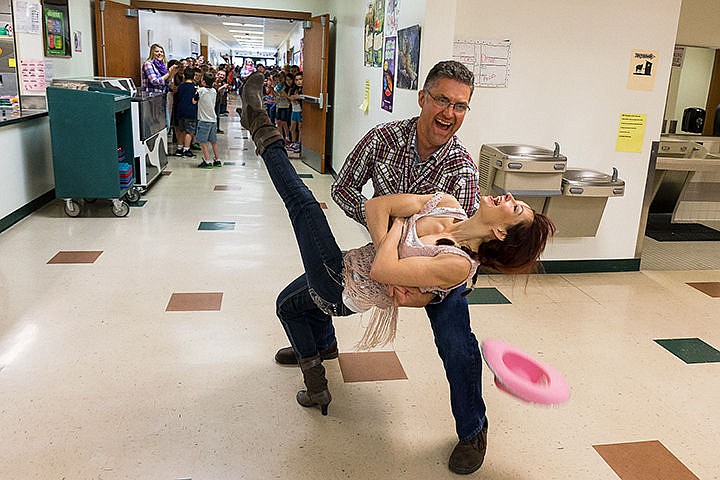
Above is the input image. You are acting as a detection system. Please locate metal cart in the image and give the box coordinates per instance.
[46,85,140,217]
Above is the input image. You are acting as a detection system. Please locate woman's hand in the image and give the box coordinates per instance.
[387,285,435,307]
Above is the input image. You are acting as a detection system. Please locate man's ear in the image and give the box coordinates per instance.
[492,226,507,242]
[418,89,425,109]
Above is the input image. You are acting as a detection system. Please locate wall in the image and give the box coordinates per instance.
[452,0,682,261]
[676,0,720,48]
[1,0,94,223]
[138,11,201,61]
[664,46,715,124]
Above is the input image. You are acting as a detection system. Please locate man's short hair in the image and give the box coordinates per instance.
[183,67,195,81]
[423,60,475,98]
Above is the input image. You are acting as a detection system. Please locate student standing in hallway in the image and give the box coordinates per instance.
[195,72,221,169]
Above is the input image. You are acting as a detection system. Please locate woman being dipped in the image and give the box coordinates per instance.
[240,72,555,416]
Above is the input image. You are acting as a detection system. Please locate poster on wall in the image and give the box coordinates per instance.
[385,0,398,37]
[372,0,385,67]
[19,59,47,91]
[397,25,420,90]
[42,0,71,57]
[672,46,685,68]
[13,0,42,35]
[627,49,658,91]
[453,39,511,88]
[363,3,374,66]
[73,30,81,52]
[381,36,396,112]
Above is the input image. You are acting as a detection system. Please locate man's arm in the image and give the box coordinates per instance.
[330,128,378,227]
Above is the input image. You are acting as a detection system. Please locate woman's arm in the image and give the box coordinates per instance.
[365,193,461,247]
[370,217,471,289]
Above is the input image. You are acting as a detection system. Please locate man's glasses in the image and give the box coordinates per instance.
[424,90,471,113]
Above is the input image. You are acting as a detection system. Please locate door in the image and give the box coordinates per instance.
[95,0,140,86]
[299,14,331,173]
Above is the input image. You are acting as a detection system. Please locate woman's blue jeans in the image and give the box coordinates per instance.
[261,140,352,360]
[426,287,487,441]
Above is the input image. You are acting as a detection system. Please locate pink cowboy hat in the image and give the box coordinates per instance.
[481,339,570,405]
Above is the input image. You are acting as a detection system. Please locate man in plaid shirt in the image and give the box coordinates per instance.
[335,61,487,475]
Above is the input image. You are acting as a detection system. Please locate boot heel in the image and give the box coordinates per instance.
[298,355,332,415]
[321,404,328,416]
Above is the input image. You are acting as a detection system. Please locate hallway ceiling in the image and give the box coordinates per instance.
[171,12,298,53]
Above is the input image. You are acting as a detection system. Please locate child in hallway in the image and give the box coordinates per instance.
[287,72,303,153]
[174,67,198,157]
[195,72,221,169]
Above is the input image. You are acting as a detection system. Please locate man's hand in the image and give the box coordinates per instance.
[388,285,435,307]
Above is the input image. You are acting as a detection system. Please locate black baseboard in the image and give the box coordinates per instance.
[0,189,55,234]
[540,258,640,274]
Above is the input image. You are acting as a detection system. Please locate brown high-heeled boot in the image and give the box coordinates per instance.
[297,355,332,416]
[240,72,283,155]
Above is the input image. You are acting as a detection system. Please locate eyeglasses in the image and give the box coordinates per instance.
[424,90,471,113]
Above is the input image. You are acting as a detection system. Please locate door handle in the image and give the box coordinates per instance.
[299,94,324,109]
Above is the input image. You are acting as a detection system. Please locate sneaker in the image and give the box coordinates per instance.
[213,160,222,167]
[217,129,225,134]
[197,161,213,169]
[182,149,195,157]
[448,426,488,475]
[174,148,184,157]
[288,143,301,152]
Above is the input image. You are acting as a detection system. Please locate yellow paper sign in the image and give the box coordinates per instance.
[616,113,647,152]
[359,80,370,112]
[8,57,16,68]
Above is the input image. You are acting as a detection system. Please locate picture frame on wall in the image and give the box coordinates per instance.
[42,0,72,57]
[190,39,199,55]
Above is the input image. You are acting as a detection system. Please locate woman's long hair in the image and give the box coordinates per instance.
[439,211,555,282]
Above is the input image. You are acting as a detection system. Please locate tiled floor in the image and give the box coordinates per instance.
[0,106,718,479]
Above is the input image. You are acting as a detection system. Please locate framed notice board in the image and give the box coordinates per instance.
[42,0,71,57]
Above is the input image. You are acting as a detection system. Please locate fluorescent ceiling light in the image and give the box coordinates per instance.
[223,22,263,27]
[228,30,264,35]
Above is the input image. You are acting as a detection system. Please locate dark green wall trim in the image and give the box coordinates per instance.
[540,258,641,274]
[0,189,55,234]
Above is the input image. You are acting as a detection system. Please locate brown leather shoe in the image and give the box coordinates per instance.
[274,341,339,365]
[448,426,488,475]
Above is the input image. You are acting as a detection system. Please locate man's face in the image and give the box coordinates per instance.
[416,78,471,151]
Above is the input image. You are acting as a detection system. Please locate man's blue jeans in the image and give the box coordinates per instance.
[261,141,351,360]
[426,287,487,441]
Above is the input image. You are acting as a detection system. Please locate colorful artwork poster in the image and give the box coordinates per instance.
[385,0,399,37]
[397,25,420,90]
[372,0,385,67]
[381,36,396,112]
[42,2,71,57]
[363,3,374,66]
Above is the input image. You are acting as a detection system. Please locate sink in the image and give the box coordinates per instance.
[488,144,564,161]
[563,168,625,187]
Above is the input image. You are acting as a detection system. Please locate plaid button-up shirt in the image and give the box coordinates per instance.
[331,117,479,226]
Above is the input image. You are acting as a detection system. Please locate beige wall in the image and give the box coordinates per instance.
[453,0,682,260]
[676,0,720,47]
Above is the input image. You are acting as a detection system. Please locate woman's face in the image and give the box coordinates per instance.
[478,193,534,233]
[294,75,303,87]
[153,46,164,61]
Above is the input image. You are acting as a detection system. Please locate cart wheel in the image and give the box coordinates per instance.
[112,200,130,217]
[64,200,81,217]
[125,187,141,203]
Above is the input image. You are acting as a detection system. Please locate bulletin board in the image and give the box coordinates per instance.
[42,0,71,57]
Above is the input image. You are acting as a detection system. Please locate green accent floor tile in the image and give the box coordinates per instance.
[198,221,236,231]
[299,173,314,178]
[654,338,720,364]
[465,287,511,305]
[127,200,147,207]
[223,161,237,165]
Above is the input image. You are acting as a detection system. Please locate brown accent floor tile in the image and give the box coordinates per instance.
[166,292,223,311]
[338,351,407,383]
[160,170,172,175]
[319,202,328,209]
[593,440,699,480]
[687,281,720,297]
[213,185,242,191]
[47,251,103,264]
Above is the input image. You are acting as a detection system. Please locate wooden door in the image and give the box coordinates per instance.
[95,0,141,86]
[299,14,331,173]
[703,50,720,136]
